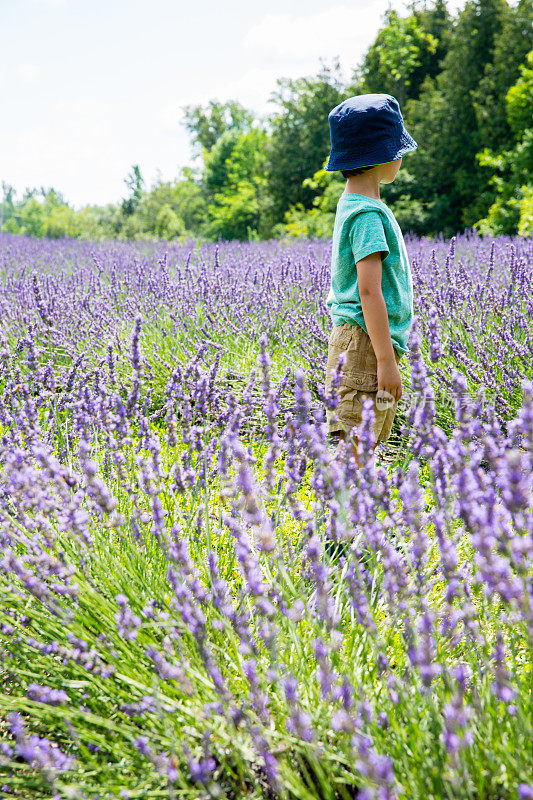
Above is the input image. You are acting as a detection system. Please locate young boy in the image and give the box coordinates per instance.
[323,93,418,461]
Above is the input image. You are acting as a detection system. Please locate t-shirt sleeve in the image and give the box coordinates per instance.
[349,211,390,265]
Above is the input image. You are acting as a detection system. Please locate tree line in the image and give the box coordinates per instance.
[2,0,531,242]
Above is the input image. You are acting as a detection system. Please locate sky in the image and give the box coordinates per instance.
[2,0,467,208]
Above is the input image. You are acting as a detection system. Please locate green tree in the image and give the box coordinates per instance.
[205,128,271,241]
[43,205,80,238]
[1,182,16,230]
[121,165,144,217]
[134,174,205,236]
[155,204,186,239]
[75,205,122,240]
[405,0,511,236]
[171,169,208,232]
[20,199,45,237]
[273,170,343,239]
[37,188,78,237]
[473,0,533,154]
[13,186,68,231]
[408,0,453,86]
[181,100,254,154]
[352,6,440,107]
[203,129,243,198]
[277,165,427,239]
[264,60,345,230]
[475,49,533,235]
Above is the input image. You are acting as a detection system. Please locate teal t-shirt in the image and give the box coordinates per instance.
[326,192,414,356]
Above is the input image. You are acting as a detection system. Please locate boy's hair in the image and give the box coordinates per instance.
[340,165,376,179]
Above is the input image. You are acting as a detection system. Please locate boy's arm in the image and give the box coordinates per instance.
[356,252,403,401]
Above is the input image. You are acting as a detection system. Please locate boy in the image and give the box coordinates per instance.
[323,93,418,461]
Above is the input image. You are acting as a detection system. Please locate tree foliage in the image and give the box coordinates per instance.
[204,128,271,241]
[264,60,345,226]
[181,100,255,154]
[354,3,448,107]
[475,49,533,235]
[473,0,533,153]
[121,165,144,217]
[403,0,529,236]
[2,1,530,243]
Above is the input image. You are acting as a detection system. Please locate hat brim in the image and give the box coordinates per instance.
[396,128,418,156]
[324,128,418,172]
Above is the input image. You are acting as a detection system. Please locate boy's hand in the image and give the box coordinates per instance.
[377,356,402,402]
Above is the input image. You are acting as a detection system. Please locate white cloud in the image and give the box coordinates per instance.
[33,0,67,6]
[245,3,390,61]
[7,99,122,205]
[211,66,298,115]
[159,66,303,126]
[159,88,215,132]
[245,1,471,65]
[159,103,185,132]
[16,63,42,81]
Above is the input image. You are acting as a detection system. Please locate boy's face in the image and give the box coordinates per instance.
[381,158,402,184]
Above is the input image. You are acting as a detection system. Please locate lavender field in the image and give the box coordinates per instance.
[0,230,532,800]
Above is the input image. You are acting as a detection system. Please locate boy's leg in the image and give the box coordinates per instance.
[332,429,361,465]
[330,389,396,464]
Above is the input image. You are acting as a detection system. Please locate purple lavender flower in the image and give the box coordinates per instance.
[26,684,69,706]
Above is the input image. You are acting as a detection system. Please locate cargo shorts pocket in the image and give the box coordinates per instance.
[325,324,379,395]
[329,323,354,351]
[340,325,379,392]
[338,372,379,392]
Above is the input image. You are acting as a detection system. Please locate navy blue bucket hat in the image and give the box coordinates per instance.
[325,93,417,171]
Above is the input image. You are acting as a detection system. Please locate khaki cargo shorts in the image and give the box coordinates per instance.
[324,323,402,443]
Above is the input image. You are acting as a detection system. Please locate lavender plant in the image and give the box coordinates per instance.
[0,230,531,800]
